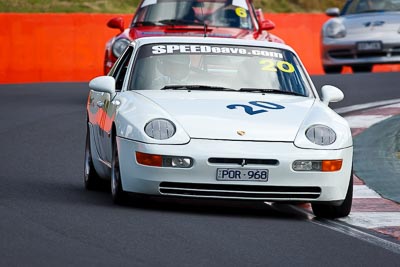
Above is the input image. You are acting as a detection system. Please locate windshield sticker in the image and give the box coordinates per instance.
[227,101,285,115]
[259,59,295,73]
[151,45,284,59]
[232,0,248,9]
[235,7,247,18]
[141,0,157,8]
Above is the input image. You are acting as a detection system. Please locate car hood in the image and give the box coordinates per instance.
[341,12,400,35]
[133,90,315,142]
[130,26,256,39]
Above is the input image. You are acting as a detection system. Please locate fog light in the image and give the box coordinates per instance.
[163,157,192,168]
[293,160,342,172]
[136,152,192,168]
[292,160,321,171]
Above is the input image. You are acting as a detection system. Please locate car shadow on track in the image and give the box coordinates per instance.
[82,180,311,220]
[112,191,312,221]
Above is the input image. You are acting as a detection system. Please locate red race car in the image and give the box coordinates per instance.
[104,0,284,74]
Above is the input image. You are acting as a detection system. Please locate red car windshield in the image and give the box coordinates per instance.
[132,0,254,29]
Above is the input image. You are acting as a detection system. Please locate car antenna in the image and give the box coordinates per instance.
[200,3,207,37]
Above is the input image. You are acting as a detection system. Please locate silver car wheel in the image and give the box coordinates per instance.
[84,125,101,190]
[111,138,126,204]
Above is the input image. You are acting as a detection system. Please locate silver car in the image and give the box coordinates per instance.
[321,0,400,74]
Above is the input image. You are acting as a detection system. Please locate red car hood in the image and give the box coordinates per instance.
[129,26,257,40]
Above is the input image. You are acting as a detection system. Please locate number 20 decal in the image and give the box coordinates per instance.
[259,59,295,73]
[227,101,285,115]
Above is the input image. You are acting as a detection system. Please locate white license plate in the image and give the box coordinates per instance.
[356,41,382,51]
[216,168,269,182]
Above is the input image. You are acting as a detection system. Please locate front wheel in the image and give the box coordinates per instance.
[312,171,353,219]
[84,126,101,190]
[111,138,127,204]
[323,65,343,74]
[351,65,373,73]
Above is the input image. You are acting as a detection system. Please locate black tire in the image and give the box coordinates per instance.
[323,65,342,74]
[111,138,127,205]
[312,171,353,219]
[84,125,102,190]
[351,65,373,73]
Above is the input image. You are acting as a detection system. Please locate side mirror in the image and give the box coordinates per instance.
[107,17,125,32]
[89,76,116,96]
[325,7,340,17]
[321,85,344,105]
[260,19,275,31]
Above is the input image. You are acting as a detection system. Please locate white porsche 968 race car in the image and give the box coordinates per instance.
[85,36,353,218]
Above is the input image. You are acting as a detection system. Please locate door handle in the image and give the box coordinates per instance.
[96,101,104,108]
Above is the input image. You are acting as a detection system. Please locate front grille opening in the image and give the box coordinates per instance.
[159,182,321,200]
[208,158,279,166]
[328,50,353,59]
[390,47,400,56]
[356,52,387,58]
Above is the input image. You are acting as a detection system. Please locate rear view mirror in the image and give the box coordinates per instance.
[325,8,340,17]
[260,19,275,31]
[89,76,116,97]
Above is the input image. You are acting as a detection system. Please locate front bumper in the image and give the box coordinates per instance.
[117,137,353,203]
[321,37,400,67]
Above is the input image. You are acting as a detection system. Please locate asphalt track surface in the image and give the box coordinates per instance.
[1,72,400,266]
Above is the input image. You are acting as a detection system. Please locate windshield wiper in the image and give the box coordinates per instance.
[239,88,305,97]
[161,85,236,91]
[358,9,386,13]
[158,19,205,26]
[132,21,159,26]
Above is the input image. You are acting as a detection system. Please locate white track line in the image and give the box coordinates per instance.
[345,114,392,128]
[339,212,400,229]
[311,218,400,254]
[353,185,382,199]
[335,98,400,115]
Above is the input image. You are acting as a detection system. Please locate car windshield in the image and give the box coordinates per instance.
[132,0,254,29]
[341,0,400,15]
[129,43,312,97]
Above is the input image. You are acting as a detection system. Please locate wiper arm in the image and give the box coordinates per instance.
[239,88,305,96]
[132,21,159,26]
[161,85,236,91]
[158,19,204,26]
[358,9,386,13]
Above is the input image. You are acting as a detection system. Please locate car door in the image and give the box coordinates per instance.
[98,46,134,166]
[87,85,109,167]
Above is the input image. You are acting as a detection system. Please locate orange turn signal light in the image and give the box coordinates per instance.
[136,151,162,167]
[321,160,343,172]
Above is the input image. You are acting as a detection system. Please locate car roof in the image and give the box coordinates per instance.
[132,36,296,54]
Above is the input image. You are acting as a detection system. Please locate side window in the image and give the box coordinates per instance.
[112,46,133,91]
